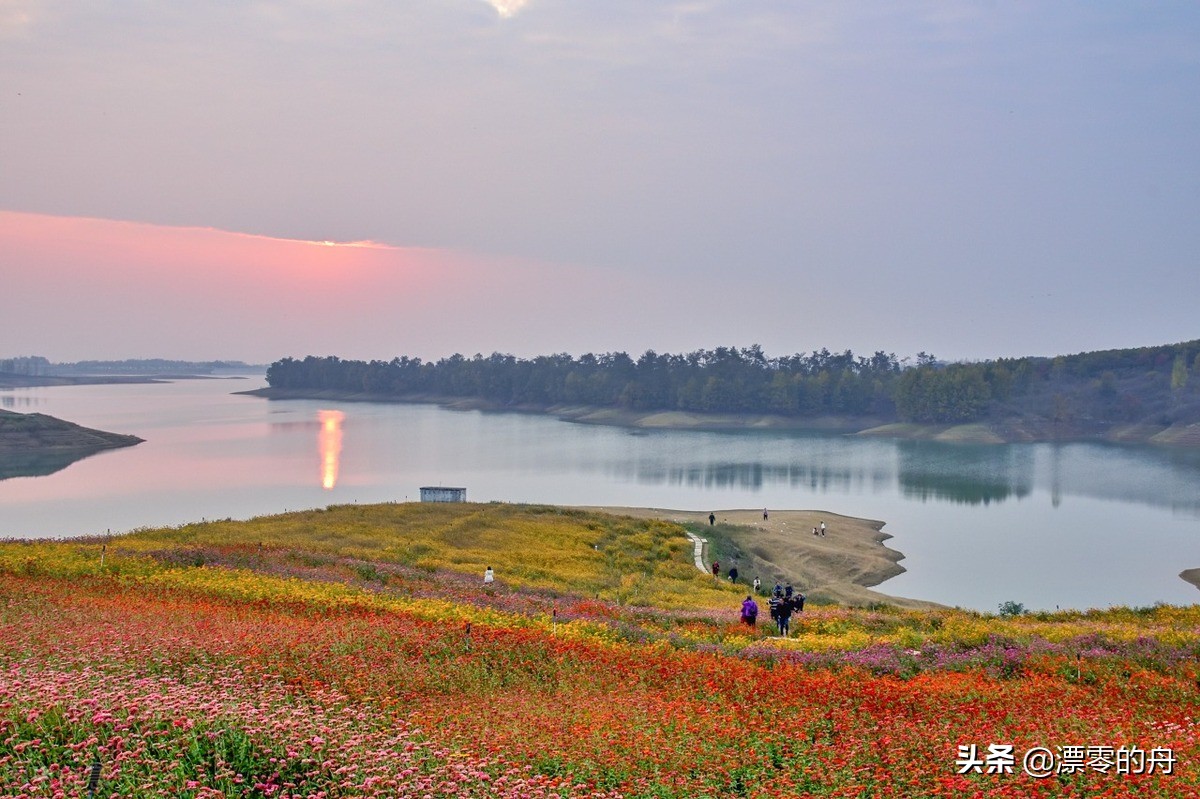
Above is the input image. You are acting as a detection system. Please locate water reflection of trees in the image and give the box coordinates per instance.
[0,395,41,409]
[621,461,892,492]
[895,441,1200,513]
[896,442,1034,506]
[615,442,1039,505]
[617,440,1200,515]
[1045,443,1200,517]
[899,473,1029,506]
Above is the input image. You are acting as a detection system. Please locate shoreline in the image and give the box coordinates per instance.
[238,387,1200,446]
[576,506,945,610]
[236,387,869,432]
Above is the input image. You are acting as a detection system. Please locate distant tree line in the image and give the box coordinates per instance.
[267,346,905,417]
[0,357,262,376]
[51,359,262,375]
[0,356,51,375]
[266,340,1200,427]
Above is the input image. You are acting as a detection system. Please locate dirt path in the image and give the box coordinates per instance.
[576,506,945,610]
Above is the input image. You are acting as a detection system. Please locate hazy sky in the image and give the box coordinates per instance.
[2,1,1198,364]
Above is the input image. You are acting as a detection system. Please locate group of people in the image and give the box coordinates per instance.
[740,582,805,637]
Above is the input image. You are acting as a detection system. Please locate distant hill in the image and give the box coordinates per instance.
[0,410,143,479]
[255,340,1200,445]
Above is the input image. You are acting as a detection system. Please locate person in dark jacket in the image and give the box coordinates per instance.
[768,594,782,628]
[775,594,793,636]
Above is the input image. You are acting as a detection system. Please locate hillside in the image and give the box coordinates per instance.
[2,503,1197,796]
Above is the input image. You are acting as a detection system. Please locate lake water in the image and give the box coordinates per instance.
[2,377,1198,612]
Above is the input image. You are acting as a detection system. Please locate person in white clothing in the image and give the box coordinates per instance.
[484,566,494,584]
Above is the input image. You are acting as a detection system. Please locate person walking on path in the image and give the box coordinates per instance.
[753,576,761,593]
[712,560,720,578]
[775,594,794,637]
[728,566,739,582]
[820,520,826,536]
[740,595,759,627]
[709,512,716,526]
[483,566,494,584]
[763,508,769,521]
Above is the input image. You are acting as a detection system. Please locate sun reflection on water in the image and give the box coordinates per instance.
[318,410,345,489]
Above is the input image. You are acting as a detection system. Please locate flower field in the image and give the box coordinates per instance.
[2,503,1199,797]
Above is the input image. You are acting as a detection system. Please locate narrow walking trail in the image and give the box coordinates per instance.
[683,531,709,574]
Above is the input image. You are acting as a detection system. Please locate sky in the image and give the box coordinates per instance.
[2,1,1198,365]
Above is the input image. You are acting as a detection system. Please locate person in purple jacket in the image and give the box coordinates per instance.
[740,595,759,627]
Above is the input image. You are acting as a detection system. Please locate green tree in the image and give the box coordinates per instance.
[1172,353,1189,391]
[998,601,1026,618]
[895,365,991,423]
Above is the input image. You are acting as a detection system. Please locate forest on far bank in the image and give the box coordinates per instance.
[265,340,1200,430]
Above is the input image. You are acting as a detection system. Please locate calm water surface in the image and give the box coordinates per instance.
[3,377,1198,611]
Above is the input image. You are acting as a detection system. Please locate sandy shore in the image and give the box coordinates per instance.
[576,506,944,609]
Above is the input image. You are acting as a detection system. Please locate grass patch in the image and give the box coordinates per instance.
[1,503,741,610]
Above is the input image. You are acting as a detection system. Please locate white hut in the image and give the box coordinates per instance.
[420,486,466,503]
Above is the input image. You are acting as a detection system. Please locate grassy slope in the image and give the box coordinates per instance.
[4,503,1200,796]
[27,502,742,610]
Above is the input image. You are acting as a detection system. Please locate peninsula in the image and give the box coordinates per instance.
[0,409,143,479]
[577,506,942,609]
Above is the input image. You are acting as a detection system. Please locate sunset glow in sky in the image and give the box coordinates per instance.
[0,210,659,361]
[2,2,1198,364]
